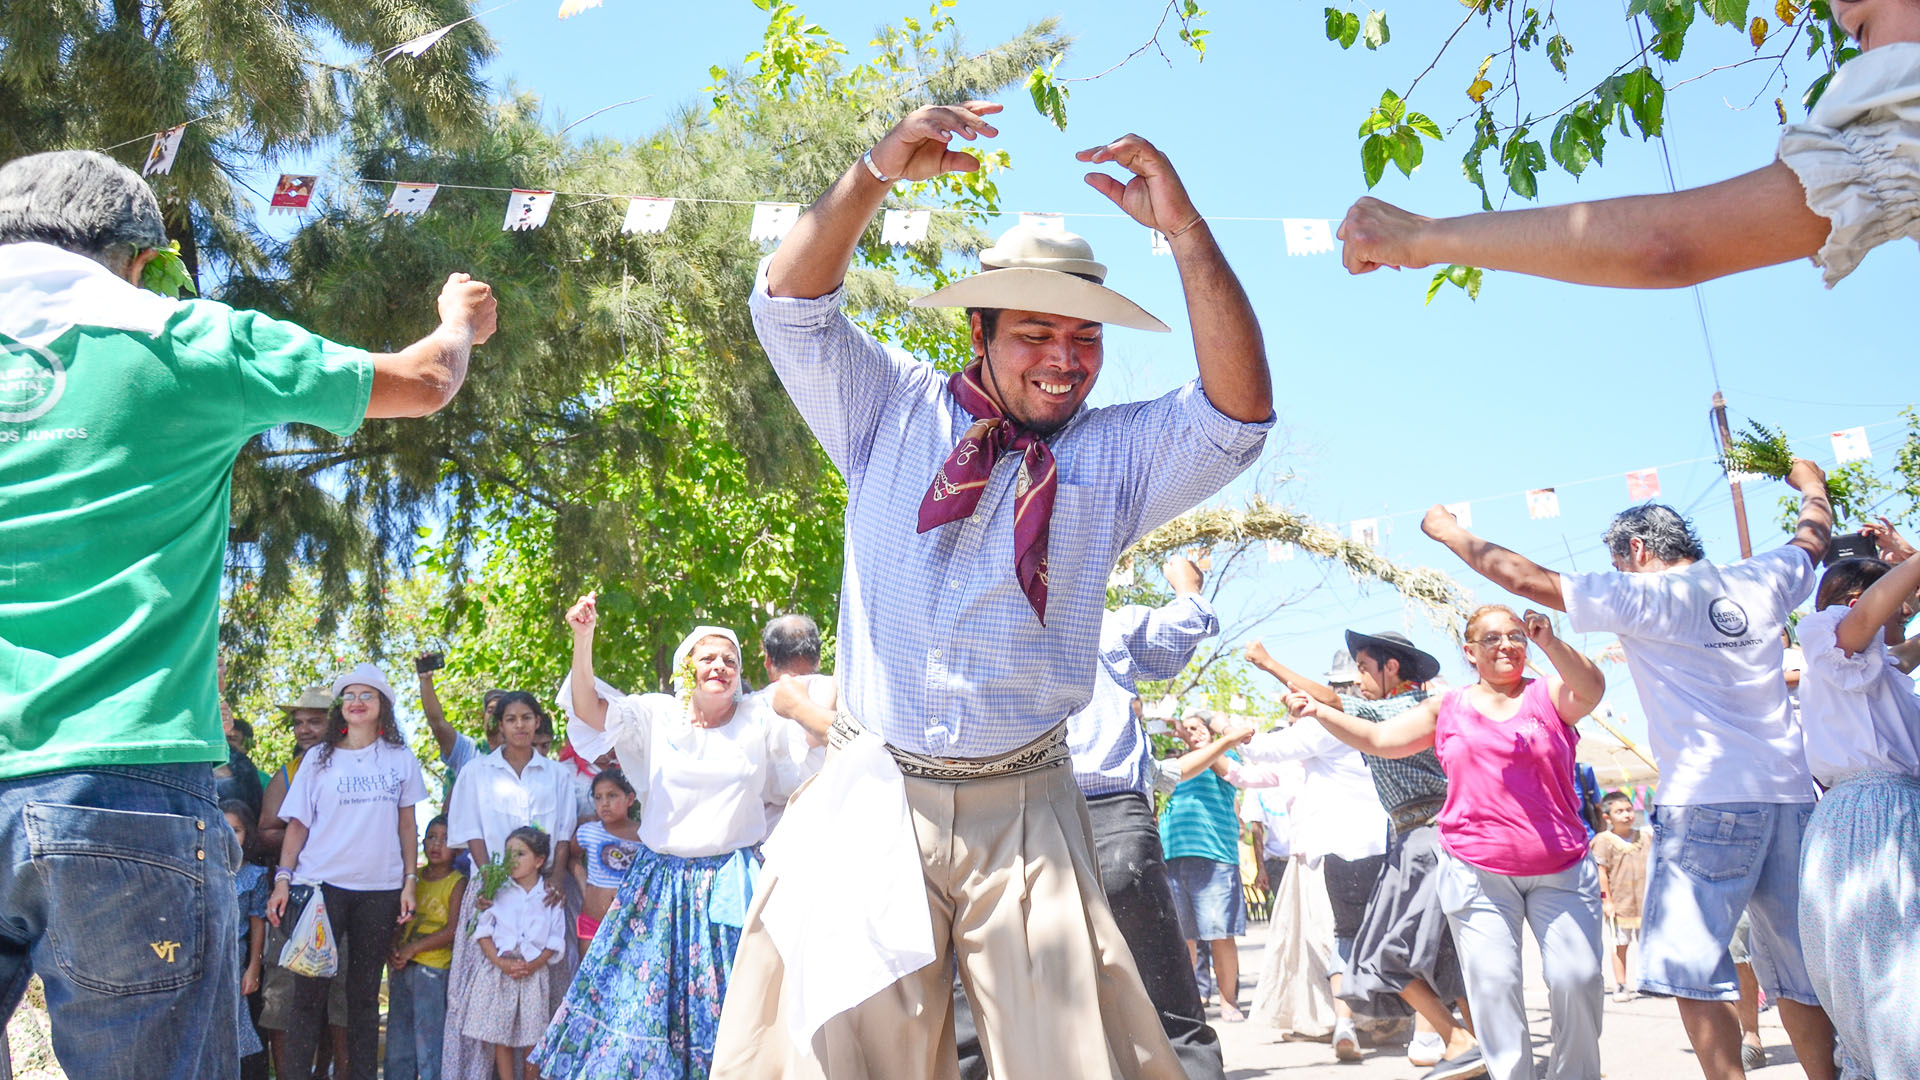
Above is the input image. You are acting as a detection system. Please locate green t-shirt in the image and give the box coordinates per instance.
[0,242,373,779]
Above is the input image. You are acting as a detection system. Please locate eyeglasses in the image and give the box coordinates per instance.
[1473,633,1528,649]
[338,691,381,703]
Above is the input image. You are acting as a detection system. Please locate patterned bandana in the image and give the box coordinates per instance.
[917,362,1059,624]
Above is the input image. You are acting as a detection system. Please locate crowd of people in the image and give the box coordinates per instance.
[4,5,1917,1078]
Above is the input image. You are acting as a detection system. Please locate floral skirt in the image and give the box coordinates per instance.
[529,845,745,1080]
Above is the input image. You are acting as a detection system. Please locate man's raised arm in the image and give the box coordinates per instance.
[1421,504,1568,612]
[1078,135,1271,423]
[766,102,1002,300]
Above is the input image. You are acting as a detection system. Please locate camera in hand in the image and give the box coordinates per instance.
[415,652,445,674]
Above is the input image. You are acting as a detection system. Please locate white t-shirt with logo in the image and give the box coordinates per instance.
[1563,545,1818,806]
[282,741,429,889]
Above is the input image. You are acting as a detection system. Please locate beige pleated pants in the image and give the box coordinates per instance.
[712,760,1184,1080]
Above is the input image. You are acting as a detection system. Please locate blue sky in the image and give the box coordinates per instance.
[282,1,1917,749]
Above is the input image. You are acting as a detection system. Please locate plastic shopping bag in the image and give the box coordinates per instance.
[277,884,339,978]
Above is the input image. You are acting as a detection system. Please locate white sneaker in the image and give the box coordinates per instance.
[1332,1018,1361,1062]
[1408,1030,1446,1068]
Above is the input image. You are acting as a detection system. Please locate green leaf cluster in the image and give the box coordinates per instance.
[140,240,197,298]
[1358,88,1442,188]
[1424,264,1484,305]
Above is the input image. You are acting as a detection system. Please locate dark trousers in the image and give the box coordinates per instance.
[956,791,1225,1080]
[283,884,400,1080]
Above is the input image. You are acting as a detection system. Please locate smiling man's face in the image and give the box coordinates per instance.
[971,308,1105,436]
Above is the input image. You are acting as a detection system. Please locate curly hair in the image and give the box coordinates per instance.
[1602,504,1707,565]
[318,688,405,767]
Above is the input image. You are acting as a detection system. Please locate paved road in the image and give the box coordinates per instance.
[1210,921,1810,1080]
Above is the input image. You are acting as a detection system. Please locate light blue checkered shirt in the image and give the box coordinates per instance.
[751,263,1271,758]
[1068,595,1219,798]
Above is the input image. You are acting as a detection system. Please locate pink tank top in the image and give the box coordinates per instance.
[1433,679,1588,877]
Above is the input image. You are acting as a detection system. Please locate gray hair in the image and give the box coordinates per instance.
[0,151,169,274]
[1602,503,1706,564]
[760,613,821,673]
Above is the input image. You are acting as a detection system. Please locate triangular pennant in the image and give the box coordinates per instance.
[621,196,675,235]
[268,174,318,215]
[503,190,556,231]
[749,202,801,242]
[557,0,604,16]
[1350,518,1380,548]
[1018,211,1066,235]
[385,182,438,217]
[382,23,456,60]
[1527,488,1560,520]
[142,125,187,177]
[1831,427,1871,463]
[879,209,931,246]
[1149,229,1173,256]
[1444,501,1473,528]
[1282,218,1335,256]
[1626,468,1661,501]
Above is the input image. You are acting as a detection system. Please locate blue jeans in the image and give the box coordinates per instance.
[384,961,449,1080]
[0,764,240,1080]
[1641,800,1818,1004]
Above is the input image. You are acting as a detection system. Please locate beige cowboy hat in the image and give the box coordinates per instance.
[275,685,334,713]
[909,222,1169,333]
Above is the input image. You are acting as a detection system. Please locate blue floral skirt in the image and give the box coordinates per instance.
[529,845,744,1080]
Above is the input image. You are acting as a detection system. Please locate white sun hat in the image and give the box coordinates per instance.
[329,662,398,705]
[909,222,1169,333]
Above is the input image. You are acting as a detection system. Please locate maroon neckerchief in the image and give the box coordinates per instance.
[917,362,1058,624]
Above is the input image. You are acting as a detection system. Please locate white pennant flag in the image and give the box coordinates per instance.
[557,0,604,15]
[621,197,675,235]
[1149,229,1173,256]
[142,125,186,177]
[1527,488,1561,520]
[1351,518,1380,548]
[1282,218,1335,256]
[382,23,456,60]
[1018,212,1066,235]
[1831,427,1871,463]
[1444,501,1473,528]
[879,209,930,246]
[503,190,556,231]
[1265,539,1296,562]
[1106,560,1135,589]
[385,183,438,217]
[750,202,801,242]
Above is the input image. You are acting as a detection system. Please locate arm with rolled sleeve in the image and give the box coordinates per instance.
[1110,595,1220,682]
[748,258,933,484]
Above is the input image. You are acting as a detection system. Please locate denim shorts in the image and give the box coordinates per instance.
[0,763,241,1079]
[1165,856,1247,941]
[1639,800,1817,1004]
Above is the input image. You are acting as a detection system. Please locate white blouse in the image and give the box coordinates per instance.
[605,692,821,858]
[473,878,568,964]
[1795,605,1920,786]
[1778,42,1920,286]
[446,748,579,859]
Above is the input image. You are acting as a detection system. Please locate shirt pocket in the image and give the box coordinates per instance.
[1676,806,1767,883]
[1044,482,1119,630]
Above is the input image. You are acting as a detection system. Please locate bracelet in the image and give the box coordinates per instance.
[404,873,419,881]
[1163,214,1205,240]
[861,150,897,186]
[274,867,293,882]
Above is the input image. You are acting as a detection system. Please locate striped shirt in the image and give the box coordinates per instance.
[1159,752,1243,864]
[751,262,1270,758]
[1339,689,1449,811]
[1069,595,1219,798]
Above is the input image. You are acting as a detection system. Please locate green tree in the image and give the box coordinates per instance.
[0,0,495,285]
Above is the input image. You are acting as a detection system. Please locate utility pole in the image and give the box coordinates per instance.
[1712,391,1754,559]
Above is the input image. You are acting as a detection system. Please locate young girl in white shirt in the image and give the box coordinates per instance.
[1794,550,1920,1078]
[465,825,566,1080]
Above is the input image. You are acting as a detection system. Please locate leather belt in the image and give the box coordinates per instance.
[829,711,1068,782]
[1388,796,1446,835]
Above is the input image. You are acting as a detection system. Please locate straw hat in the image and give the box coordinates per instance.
[275,686,334,713]
[909,223,1169,333]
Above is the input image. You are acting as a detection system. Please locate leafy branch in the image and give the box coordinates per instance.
[1025,0,1208,130]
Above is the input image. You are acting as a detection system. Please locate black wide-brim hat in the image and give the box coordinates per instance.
[1343,629,1442,684]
